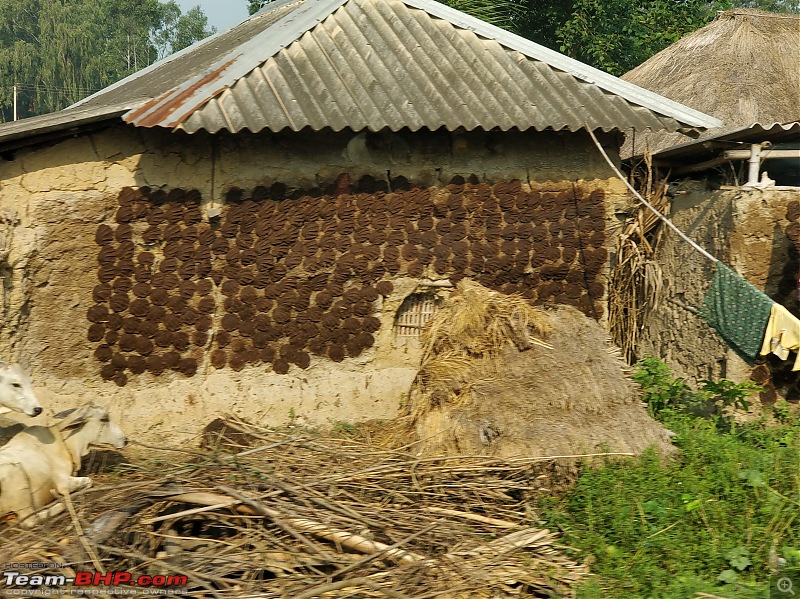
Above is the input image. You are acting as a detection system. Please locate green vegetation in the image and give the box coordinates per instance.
[524,0,799,75]
[538,358,800,598]
[0,0,215,121]
[633,356,763,431]
[331,420,357,436]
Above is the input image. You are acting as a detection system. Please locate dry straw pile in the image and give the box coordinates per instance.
[405,280,674,460]
[3,418,588,598]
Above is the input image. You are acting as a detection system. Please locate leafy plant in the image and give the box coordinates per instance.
[718,546,752,584]
[696,378,763,431]
[632,356,693,417]
[632,357,762,431]
[331,420,356,436]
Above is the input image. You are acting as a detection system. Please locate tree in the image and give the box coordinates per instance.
[248,0,267,15]
[247,0,526,30]
[0,0,215,122]
[551,0,726,75]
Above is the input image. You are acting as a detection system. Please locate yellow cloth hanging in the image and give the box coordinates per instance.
[760,304,800,370]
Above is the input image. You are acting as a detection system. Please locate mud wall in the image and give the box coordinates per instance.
[0,124,627,443]
[638,188,800,392]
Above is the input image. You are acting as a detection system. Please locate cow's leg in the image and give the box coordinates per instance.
[66,476,92,493]
[53,475,92,496]
[18,504,66,529]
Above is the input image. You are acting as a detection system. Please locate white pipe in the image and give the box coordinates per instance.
[747,143,762,186]
[724,149,799,160]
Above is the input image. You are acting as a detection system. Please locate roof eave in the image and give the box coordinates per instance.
[0,103,136,152]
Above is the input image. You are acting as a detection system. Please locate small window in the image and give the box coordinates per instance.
[393,293,440,338]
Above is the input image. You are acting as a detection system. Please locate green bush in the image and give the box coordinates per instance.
[631,356,694,417]
[632,356,762,431]
[538,359,800,598]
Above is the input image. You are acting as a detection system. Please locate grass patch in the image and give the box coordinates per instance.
[538,359,800,598]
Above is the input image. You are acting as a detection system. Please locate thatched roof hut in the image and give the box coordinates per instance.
[622,9,800,158]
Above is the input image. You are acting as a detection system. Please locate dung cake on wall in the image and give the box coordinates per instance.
[89,178,608,385]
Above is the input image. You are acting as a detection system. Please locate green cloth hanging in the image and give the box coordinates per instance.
[699,262,774,365]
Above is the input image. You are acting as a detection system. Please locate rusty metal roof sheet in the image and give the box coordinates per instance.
[0,0,308,150]
[125,0,721,134]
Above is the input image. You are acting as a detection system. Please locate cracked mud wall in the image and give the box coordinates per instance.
[638,188,800,386]
[0,124,627,444]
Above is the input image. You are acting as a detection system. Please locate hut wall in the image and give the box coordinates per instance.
[0,125,627,442]
[637,188,800,397]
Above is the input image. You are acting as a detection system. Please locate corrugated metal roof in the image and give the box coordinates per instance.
[0,103,131,149]
[127,0,722,134]
[0,0,722,149]
[653,121,800,162]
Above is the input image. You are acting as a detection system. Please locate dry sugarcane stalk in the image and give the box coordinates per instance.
[218,485,432,565]
[140,491,285,524]
[330,521,442,580]
[4,418,590,598]
[97,543,229,598]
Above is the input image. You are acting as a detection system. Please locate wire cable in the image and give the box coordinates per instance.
[586,126,719,264]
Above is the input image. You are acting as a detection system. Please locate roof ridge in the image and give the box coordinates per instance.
[717,8,800,19]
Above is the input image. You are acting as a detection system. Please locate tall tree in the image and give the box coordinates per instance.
[0,0,215,122]
[552,0,726,75]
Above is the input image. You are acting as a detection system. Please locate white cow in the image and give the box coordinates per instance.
[0,362,43,417]
[0,403,126,524]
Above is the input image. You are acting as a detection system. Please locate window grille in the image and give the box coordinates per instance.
[393,293,440,338]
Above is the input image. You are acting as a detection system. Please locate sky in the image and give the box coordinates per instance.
[175,0,250,34]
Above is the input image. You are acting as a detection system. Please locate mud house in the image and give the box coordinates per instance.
[620,10,800,400]
[0,0,718,441]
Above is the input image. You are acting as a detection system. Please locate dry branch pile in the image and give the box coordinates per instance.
[3,418,588,598]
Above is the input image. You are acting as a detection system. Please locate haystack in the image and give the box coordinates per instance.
[621,9,800,158]
[406,280,674,459]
